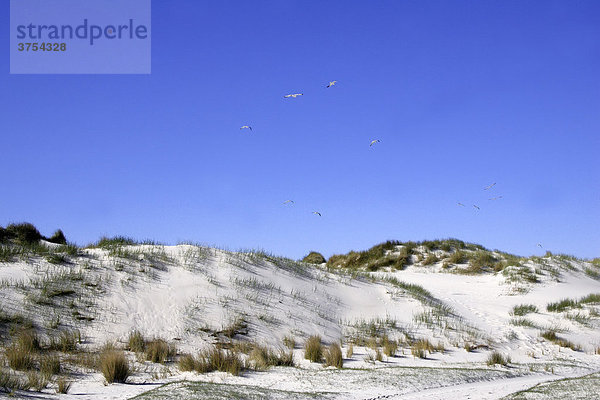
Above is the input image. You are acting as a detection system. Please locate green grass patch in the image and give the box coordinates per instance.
[510,304,538,316]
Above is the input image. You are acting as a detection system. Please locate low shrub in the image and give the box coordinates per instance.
[47,230,67,245]
[304,335,323,363]
[302,252,326,264]
[100,349,129,384]
[323,343,343,368]
[5,223,42,245]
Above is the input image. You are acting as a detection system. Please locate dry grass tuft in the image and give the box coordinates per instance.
[128,330,145,353]
[56,376,72,394]
[487,351,509,366]
[6,344,35,370]
[304,335,323,363]
[145,338,177,363]
[323,343,343,368]
[27,371,49,392]
[100,349,130,384]
[40,354,61,377]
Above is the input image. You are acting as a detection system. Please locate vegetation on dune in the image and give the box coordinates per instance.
[547,293,600,312]
[302,251,326,264]
[323,343,343,368]
[100,348,130,384]
[304,335,323,363]
[47,229,67,245]
[94,235,138,248]
[510,304,538,316]
[487,351,510,366]
[540,330,581,351]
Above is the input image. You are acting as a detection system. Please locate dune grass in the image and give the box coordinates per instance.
[100,349,130,384]
[323,343,343,368]
[304,335,323,363]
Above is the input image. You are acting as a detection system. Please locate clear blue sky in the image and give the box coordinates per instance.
[2,1,599,259]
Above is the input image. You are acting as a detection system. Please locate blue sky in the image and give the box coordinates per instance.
[1,1,599,259]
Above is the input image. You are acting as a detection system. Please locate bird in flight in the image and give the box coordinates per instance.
[283,200,294,205]
[484,182,497,190]
[327,80,337,88]
[370,139,381,147]
[284,93,303,98]
[537,243,543,248]
[458,202,465,207]
[473,205,480,210]
[312,211,322,217]
[240,125,252,131]
[488,196,503,200]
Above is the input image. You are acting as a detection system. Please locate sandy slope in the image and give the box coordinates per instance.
[0,243,599,399]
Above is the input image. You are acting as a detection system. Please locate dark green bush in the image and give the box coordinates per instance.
[47,229,67,245]
[0,227,8,243]
[302,251,326,264]
[5,223,42,245]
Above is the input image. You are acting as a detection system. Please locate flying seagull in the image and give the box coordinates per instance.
[326,80,337,88]
[284,93,303,98]
[537,243,543,248]
[312,211,322,217]
[283,200,295,205]
[240,125,252,131]
[458,202,465,207]
[488,196,503,200]
[473,205,480,210]
[370,139,381,147]
[484,182,497,190]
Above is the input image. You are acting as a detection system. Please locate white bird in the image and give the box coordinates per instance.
[484,182,496,190]
[240,125,252,131]
[370,139,381,147]
[284,93,303,98]
[458,202,465,207]
[473,205,480,210]
[283,200,294,205]
[326,80,337,88]
[488,196,503,200]
[312,211,322,217]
